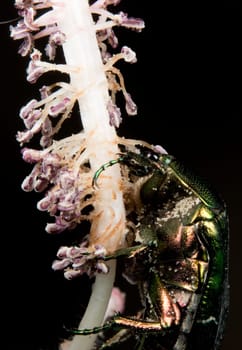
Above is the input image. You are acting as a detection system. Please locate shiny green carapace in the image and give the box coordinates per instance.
[72,146,229,350]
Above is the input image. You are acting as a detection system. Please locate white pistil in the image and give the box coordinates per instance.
[53,1,126,349]
[54,0,126,250]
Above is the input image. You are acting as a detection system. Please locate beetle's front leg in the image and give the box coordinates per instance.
[68,315,163,336]
[102,243,150,261]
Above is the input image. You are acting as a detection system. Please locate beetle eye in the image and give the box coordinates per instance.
[146,152,160,163]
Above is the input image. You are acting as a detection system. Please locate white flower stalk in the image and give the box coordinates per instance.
[11,0,145,349]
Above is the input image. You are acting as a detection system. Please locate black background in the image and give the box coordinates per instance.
[1,1,241,349]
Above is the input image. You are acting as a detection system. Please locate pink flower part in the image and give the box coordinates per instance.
[39,85,51,99]
[26,49,46,83]
[154,144,168,155]
[24,110,42,129]
[118,12,145,31]
[37,194,54,211]
[10,22,29,40]
[16,129,34,144]
[52,258,71,271]
[124,92,137,116]
[52,242,109,278]
[40,135,51,148]
[46,219,72,234]
[27,64,45,83]
[57,245,88,259]
[49,97,71,116]
[19,35,33,56]
[107,0,121,5]
[107,28,118,48]
[91,0,120,9]
[15,1,34,10]
[21,148,44,163]
[20,100,38,119]
[64,269,83,280]
[41,117,52,135]
[33,7,61,28]
[45,30,66,60]
[49,30,66,46]
[21,150,62,192]
[21,163,41,191]
[96,262,109,274]
[121,46,137,63]
[72,257,89,269]
[93,245,107,257]
[45,151,62,166]
[59,171,75,190]
[23,7,39,31]
[107,99,122,127]
[34,177,49,192]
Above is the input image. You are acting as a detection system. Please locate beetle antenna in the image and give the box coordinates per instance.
[92,158,123,188]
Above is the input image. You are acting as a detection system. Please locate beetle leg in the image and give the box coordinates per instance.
[66,315,162,337]
[99,310,148,349]
[97,274,181,335]
[111,316,162,331]
[92,158,123,188]
[65,320,114,336]
[103,243,149,260]
[159,285,181,327]
[148,272,181,328]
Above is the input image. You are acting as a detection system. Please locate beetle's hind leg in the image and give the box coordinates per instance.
[64,320,114,336]
[66,314,163,337]
[64,315,163,350]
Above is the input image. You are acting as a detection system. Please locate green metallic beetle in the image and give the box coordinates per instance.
[70,146,229,350]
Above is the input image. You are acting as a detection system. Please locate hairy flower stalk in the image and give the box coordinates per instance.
[11,1,145,349]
